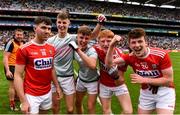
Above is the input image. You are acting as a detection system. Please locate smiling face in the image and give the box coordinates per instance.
[129,36,148,57]
[128,28,148,57]
[14,29,24,42]
[77,25,92,50]
[56,18,70,35]
[77,33,91,50]
[99,37,112,53]
[56,10,70,37]
[98,29,114,53]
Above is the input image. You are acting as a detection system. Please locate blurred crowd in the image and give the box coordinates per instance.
[0,0,179,50]
[0,30,179,50]
[0,0,180,20]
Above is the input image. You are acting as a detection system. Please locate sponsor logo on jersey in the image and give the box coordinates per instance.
[30,52,38,55]
[136,69,160,78]
[34,57,53,70]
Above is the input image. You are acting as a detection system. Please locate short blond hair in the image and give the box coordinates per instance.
[57,9,69,20]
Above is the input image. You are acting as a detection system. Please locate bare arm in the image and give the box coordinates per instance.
[14,64,30,113]
[91,23,102,39]
[91,14,106,39]
[51,67,63,99]
[105,35,124,67]
[3,51,13,78]
[76,49,97,69]
[130,67,173,86]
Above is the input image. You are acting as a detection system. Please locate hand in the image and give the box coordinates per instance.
[97,14,106,25]
[20,101,30,114]
[6,70,13,79]
[130,73,145,84]
[69,41,79,51]
[110,35,122,47]
[56,87,63,100]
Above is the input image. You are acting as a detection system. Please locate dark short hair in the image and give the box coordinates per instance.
[57,9,69,20]
[15,28,24,33]
[77,25,92,36]
[128,28,146,42]
[34,16,52,25]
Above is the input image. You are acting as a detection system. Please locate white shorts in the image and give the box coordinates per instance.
[25,90,52,114]
[139,87,175,110]
[99,83,129,98]
[76,78,98,94]
[52,76,75,95]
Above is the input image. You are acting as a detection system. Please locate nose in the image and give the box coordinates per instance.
[45,29,51,35]
[82,38,86,42]
[104,41,109,46]
[59,23,64,27]
[134,42,140,47]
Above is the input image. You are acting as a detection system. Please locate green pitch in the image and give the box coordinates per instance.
[0,51,179,114]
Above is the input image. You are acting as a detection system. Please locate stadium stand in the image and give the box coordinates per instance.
[0,0,179,50]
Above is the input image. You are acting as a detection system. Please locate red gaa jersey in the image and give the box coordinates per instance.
[122,47,174,89]
[93,45,127,87]
[16,41,55,96]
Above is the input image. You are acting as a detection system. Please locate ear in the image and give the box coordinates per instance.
[33,25,36,31]
[68,20,71,25]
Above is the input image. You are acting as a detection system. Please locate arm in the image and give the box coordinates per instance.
[130,67,173,86]
[105,35,124,67]
[91,14,106,39]
[91,23,102,39]
[76,49,97,69]
[69,41,97,69]
[51,67,63,100]
[14,64,30,113]
[3,51,13,78]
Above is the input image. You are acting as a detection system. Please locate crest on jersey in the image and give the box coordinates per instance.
[40,49,46,56]
[152,64,157,69]
[49,50,52,55]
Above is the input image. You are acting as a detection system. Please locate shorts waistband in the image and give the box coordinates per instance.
[57,74,74,77]
[79,77,99,83]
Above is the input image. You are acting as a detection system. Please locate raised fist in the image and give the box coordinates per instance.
[97,14,107,25]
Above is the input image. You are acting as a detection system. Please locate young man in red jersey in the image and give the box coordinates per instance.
[3,29,24,111]
[93,29,133,114]
[14,16,62,114]
[106,28,175,114]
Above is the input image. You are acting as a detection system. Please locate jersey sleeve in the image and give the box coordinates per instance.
[4,40,14,52]
[121,53,131,65]
[115,48,128,72]
[16,48,27,65]
[117,53,128,72]
[88,47,98,59]
[71,34,77,42]
[160,52,172,70]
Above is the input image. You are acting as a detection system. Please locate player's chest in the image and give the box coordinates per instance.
[28,48,54,61]
[132,59,159,70]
